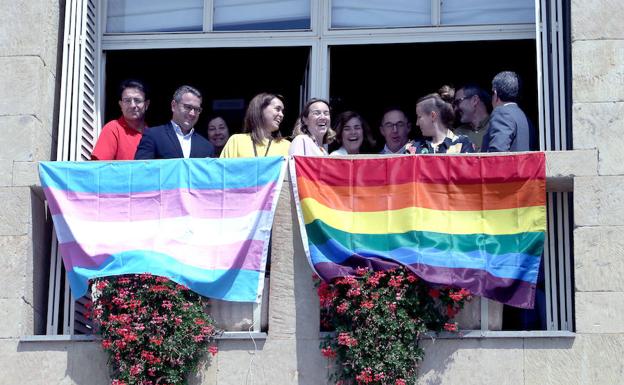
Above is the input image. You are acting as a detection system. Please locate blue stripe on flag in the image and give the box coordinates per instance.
[310,238,539,283]
[67,250,263,302]
[39,157,284,193]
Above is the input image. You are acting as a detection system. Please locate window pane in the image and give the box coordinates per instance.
[106,0,203,33]
[332,0,430,28]
[441,0,535,25]
[213,0,310,31]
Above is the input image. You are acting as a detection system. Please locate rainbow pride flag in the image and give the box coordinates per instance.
[39,157,286,302]
[291,153,546,308]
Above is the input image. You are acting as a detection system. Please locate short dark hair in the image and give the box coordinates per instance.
[173,85,202,102]
[492,71,521,102]
[118,79,149,100]
[458,83,491,107]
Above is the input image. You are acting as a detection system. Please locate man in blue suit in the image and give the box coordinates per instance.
[135,85,214,159]
[482,71,534,152]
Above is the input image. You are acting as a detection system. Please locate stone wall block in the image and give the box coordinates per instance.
[0,187,31,236]
[0,235,30,299]
[576,292,624,333]
[572,0,624,41]
[0,115,41,162]
[574,176,624,226]
[545,149,598,179]
[575,226,624,292]
[573,40,624,103]
[0,0,60,69]
[525,334,624,385]
[0,298,28,337]
[0,160,12,186]
[419,338,524,385]
[268,180,298,336]
[0,57,57,132]
[12,161,39,186]
[573,102,624,174]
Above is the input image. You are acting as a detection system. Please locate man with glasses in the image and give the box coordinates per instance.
[482,71,534,152]
[135,85,214,159]
[379,108,411,154]
[453,84,491,152]
[91,79,150,160]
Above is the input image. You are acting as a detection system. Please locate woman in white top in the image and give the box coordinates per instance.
[289,98,335,156]
[330,111,376,156]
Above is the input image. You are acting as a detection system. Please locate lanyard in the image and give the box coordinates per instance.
[252,138,273,157]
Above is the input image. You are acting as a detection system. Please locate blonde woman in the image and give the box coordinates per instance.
[407,93,475,154]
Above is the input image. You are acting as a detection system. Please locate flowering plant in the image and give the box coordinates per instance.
[90,274,220,385]
[317,267,471,385]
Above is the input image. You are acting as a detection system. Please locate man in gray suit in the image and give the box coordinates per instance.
[482,71,534,152]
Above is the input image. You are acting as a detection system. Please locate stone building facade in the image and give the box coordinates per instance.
[1,1,623,384]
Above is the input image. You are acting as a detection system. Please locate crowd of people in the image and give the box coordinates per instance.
[91,70,535,162]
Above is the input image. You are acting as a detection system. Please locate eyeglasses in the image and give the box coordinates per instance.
[452,96,470,106]
[382,121,407,130]
[180,103,202,114]
[121,97,145,105]
[310,110,330,117]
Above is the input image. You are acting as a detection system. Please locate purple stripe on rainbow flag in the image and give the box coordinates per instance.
[45,182,277,221]
[314,258,536,309]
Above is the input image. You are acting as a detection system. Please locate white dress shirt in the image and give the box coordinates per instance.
[171,121,194,158]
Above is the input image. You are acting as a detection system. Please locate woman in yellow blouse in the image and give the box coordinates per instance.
[220,93,290,158]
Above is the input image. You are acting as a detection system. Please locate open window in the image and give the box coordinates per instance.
[42,0,573,337]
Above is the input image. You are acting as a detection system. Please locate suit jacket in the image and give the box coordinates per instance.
[134,122,214,159]
[482,103,534,152]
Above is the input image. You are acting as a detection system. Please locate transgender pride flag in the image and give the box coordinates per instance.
[39,157,286,302]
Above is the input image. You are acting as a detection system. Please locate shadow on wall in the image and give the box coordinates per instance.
[417,337,575,384]
[17,340,110,384]
[31,186,53,335]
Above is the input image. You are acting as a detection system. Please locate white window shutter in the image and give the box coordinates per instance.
[56,0,101,162]
[47,0,101,335]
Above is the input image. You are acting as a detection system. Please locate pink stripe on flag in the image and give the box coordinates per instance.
[45,183,276,221]
[59,238,266,272]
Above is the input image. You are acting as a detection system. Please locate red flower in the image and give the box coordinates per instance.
[355,368,373,384]
[388,302,397,313]
[208,345,219,356]
[321,346,336,358]
[428,288,440,298]
[346,286,361,298]
[193,335,204,342]
[395,379,406,385]
[361,301,374,310]
[337,332,358,347]
[149,337,163,346]
[101,339,112,349]
[336,302,349,314]
[388,275,404,288]
[446,305,458,318]
[130,363,143,376]
[96,280,109,290]
[355,267,368,276]
[444,322,458,332]
[406,274,418,283]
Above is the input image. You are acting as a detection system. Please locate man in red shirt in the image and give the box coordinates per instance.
[91,79,150,160]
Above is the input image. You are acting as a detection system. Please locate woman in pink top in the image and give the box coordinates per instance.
[289,98,336,156]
